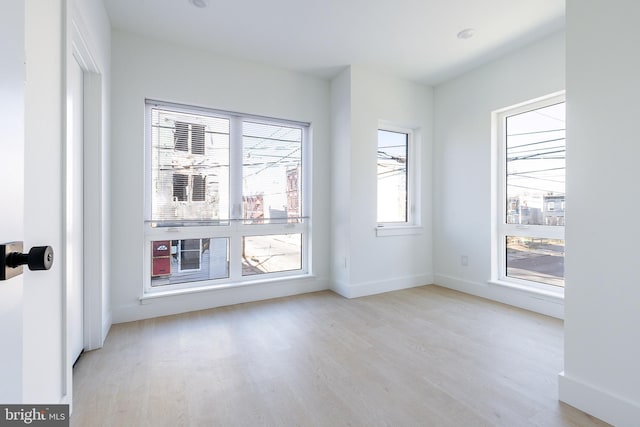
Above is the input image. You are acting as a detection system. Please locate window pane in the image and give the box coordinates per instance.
[506,236,564,287]
[242,121,302,224]
[506,102,565,225]
[151,238,229,286]
[151,108,230,223]
[242,234,302,276]
[377,129,408,223]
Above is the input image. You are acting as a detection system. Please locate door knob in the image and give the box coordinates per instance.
[1,242,54,281]
[7,246,54,270]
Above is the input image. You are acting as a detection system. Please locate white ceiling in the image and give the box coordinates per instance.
[103,0,565,85]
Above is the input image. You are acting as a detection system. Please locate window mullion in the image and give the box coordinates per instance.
[229,117,244,281]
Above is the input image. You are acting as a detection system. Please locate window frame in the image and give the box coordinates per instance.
[375,121,421,236]
[143,100,311,296]
[492,92,565,294]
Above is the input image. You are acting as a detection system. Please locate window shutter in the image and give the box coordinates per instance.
[192,175,206,201]
[174,121,188,151]
[192,124,205,155]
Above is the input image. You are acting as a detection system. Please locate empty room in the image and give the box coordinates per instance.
[1,0,638,426]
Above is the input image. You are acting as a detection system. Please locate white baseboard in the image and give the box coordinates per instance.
[330,279,352,298]
[331,274,433,299]
[559,372,640,427]
[102,310,112,345]
[434,274,564,319]
[112,276,329,323]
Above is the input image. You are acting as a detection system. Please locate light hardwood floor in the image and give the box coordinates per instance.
[71,285,609,426]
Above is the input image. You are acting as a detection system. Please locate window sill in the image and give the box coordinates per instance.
[376,225,423,237]
[487,279,564,300]
[140,273,315,304]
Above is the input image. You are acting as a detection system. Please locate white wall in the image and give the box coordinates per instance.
[433,31,566,318]
[110,31,331,322]
[330,69,352,288]
[331,66,433,298]
[559,1,640,425]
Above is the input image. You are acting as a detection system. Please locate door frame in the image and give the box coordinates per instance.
[70,10,103,350]
[62,6,105,404]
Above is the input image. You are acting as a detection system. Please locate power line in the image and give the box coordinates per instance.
[508,166,565,175]
[508,149,566,161]
[506,137,565,150]
[507,128,565,137]
[509,174,565,184]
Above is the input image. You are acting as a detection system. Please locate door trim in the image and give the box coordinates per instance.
[62,5,106,407]
[70,16,104,351]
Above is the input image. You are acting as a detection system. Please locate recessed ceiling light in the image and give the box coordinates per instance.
[189,0,209,8]
[457,28,476,40]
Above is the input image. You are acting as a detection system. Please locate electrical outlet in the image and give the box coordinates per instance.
[461,255,468,267]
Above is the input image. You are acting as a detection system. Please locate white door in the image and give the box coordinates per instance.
[0,0,25,403]
[68,58,84,364]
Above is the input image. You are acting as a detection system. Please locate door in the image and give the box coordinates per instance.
[0,0,25,403]
[68,58,84,364]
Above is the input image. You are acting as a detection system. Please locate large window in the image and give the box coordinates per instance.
[495,94,565,290]
[145,101,309,293]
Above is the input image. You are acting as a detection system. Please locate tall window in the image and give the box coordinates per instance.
[145,101,309,292]
[377,124,416,226]
[495,93,565,289]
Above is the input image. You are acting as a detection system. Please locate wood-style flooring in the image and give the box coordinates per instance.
[71,285,609,426]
